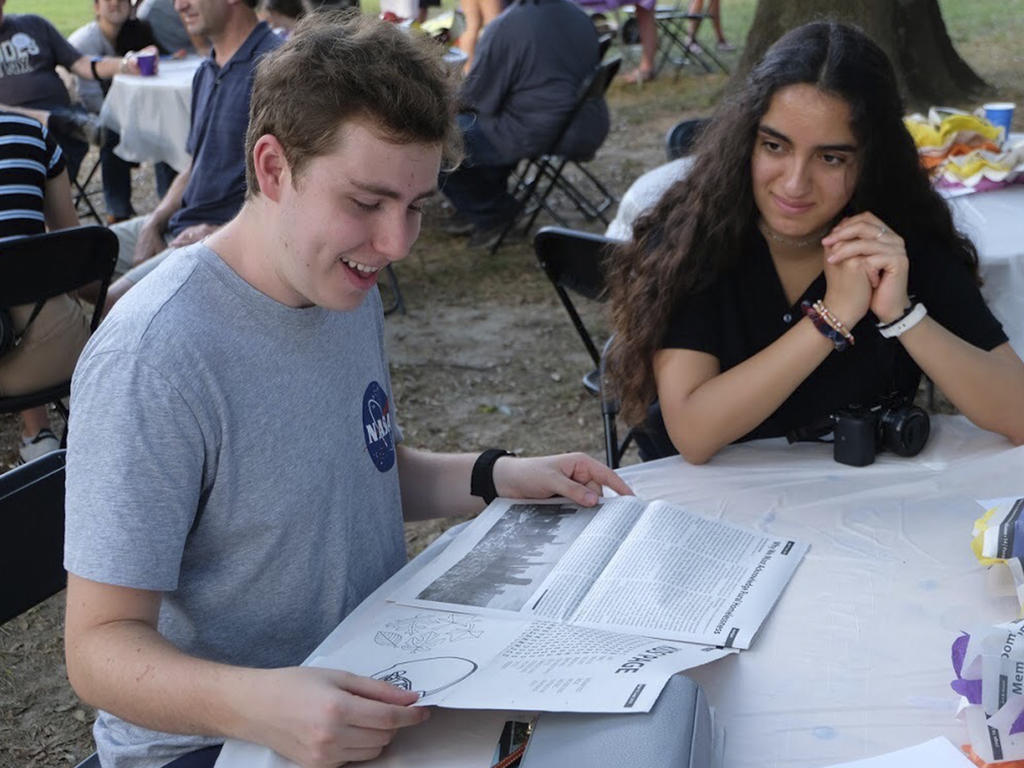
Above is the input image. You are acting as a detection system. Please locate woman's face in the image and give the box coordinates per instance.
[751,83,860,240]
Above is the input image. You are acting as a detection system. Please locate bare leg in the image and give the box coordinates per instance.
[687,0,704,41]
[707,0,728,44]
[637,5,657,75]
[21,406,51,440]
[460,0,483,72]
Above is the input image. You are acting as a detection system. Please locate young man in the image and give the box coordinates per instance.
[104,0,280,305]
[63,13,630,768]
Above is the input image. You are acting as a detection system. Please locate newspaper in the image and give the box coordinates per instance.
[391,496,808,649]
[314,601,734,712]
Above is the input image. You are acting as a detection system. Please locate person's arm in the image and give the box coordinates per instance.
[42,170,80,231]
[69,49,153,80]
[65,576,428,766]
[396,445,632,521]
[134,157,192,264]
[824,212,1024,444]
[654,248,874,464]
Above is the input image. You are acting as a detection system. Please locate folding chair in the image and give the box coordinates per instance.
[534,226,635,467]
[652,10,729,77]
[665,117,709,160]
[72,152,105,224]
[0,451,101,768]
[490,56,622,254]
[0,226,119,443]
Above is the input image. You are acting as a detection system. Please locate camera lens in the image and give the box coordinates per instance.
[880,405,930,457]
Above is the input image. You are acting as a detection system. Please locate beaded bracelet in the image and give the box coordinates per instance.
[812,300,855,346]
[801,300,850,352]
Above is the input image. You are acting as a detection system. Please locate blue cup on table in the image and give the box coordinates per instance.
[983,102,1015,144]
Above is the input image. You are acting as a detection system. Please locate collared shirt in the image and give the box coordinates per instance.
[662,230,1007,442]
[168,21,280,235]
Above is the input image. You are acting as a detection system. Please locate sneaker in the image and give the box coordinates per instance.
[467,222,508,249]
[716,41,736,52]
[19,428,60,464]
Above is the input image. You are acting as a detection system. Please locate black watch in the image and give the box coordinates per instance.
[470,449,515,504]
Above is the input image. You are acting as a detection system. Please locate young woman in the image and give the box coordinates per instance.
[606,22,1024,464]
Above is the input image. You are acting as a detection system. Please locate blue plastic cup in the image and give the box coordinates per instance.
[983,102,1015,143]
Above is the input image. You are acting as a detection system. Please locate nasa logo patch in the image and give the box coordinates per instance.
[362,381,395,472]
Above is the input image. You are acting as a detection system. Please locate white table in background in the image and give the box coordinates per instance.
[99,56,202,174]
[947,183,1024,358]
[216,416,1023,768]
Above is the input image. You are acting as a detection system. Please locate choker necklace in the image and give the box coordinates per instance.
[759,222,830,249]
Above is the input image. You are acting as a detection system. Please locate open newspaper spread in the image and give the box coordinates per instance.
[392,496,808,649]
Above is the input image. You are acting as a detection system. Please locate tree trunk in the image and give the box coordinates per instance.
[735,0,989,109]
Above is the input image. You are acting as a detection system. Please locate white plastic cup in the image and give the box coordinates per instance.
[983,102,1015,142]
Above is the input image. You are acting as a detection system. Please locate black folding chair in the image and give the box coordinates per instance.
[0,450,101,768]
[652,10,729,77]
[534,226,635,467]
[491,57,622,254]
[665,117,709,160]
[72,152,105,224]
[0,226,119,443]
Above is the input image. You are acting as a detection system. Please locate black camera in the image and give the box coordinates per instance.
[832,396,930,466]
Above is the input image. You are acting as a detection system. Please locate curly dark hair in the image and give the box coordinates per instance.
[605,20,979,426]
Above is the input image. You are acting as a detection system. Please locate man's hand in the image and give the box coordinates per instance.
[169,223,220,248]
[247,667,430,767]
[133,218,169,265]
[492,453,632,507]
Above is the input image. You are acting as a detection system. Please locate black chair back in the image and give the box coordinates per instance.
[0,450,67,625]
[665,117,709,161]
[0,226,119,329]
[534,226,620,367]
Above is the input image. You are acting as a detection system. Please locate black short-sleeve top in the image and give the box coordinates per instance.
[661,230,1007,442]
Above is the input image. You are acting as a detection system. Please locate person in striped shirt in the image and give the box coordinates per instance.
[0,110,90,463]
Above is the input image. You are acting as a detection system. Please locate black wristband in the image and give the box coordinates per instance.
[470,449,515,504]
[90,56,102,81]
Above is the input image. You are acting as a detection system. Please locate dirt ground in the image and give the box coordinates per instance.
[2,31,1022,763]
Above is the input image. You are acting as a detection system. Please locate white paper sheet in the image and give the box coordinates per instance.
[316,601,735,712]
[392,497,808,649]
[821,737,974,767]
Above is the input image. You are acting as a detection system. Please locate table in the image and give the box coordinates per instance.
[946,184,1024,359]
[99,56,202,174]
[216,415,1024,768]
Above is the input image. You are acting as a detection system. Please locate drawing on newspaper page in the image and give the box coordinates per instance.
[390,497,809,649]
[312,603,735,712]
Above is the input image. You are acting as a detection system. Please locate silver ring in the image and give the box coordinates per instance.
[876,225,888,240]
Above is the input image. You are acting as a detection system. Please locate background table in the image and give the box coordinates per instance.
[947,184,1024,358]
[217,416,1023,768]
[99,56,201,174]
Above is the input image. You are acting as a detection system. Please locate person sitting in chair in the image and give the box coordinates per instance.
[0,111,90,464]
[69,0,165,223]
[440,0,609,248]
[0,0,153,183]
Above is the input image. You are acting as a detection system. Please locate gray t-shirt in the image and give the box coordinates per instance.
[137,0,194,55]
[0,14,81,109]
[67,22,114,114]
[65,243,407,768]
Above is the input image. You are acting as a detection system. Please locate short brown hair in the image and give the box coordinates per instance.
[245,10,461,196]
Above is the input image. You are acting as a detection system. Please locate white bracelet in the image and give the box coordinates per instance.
[877,302,927,338]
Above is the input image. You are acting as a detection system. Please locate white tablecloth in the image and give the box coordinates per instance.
[216,415,1023,768]
[947,184,1024,358]
[99,57,201,173]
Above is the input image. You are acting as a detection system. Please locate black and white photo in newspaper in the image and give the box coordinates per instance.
[390,497,808,648]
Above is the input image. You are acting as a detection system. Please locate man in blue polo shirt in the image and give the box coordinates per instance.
[105,0,280,305]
